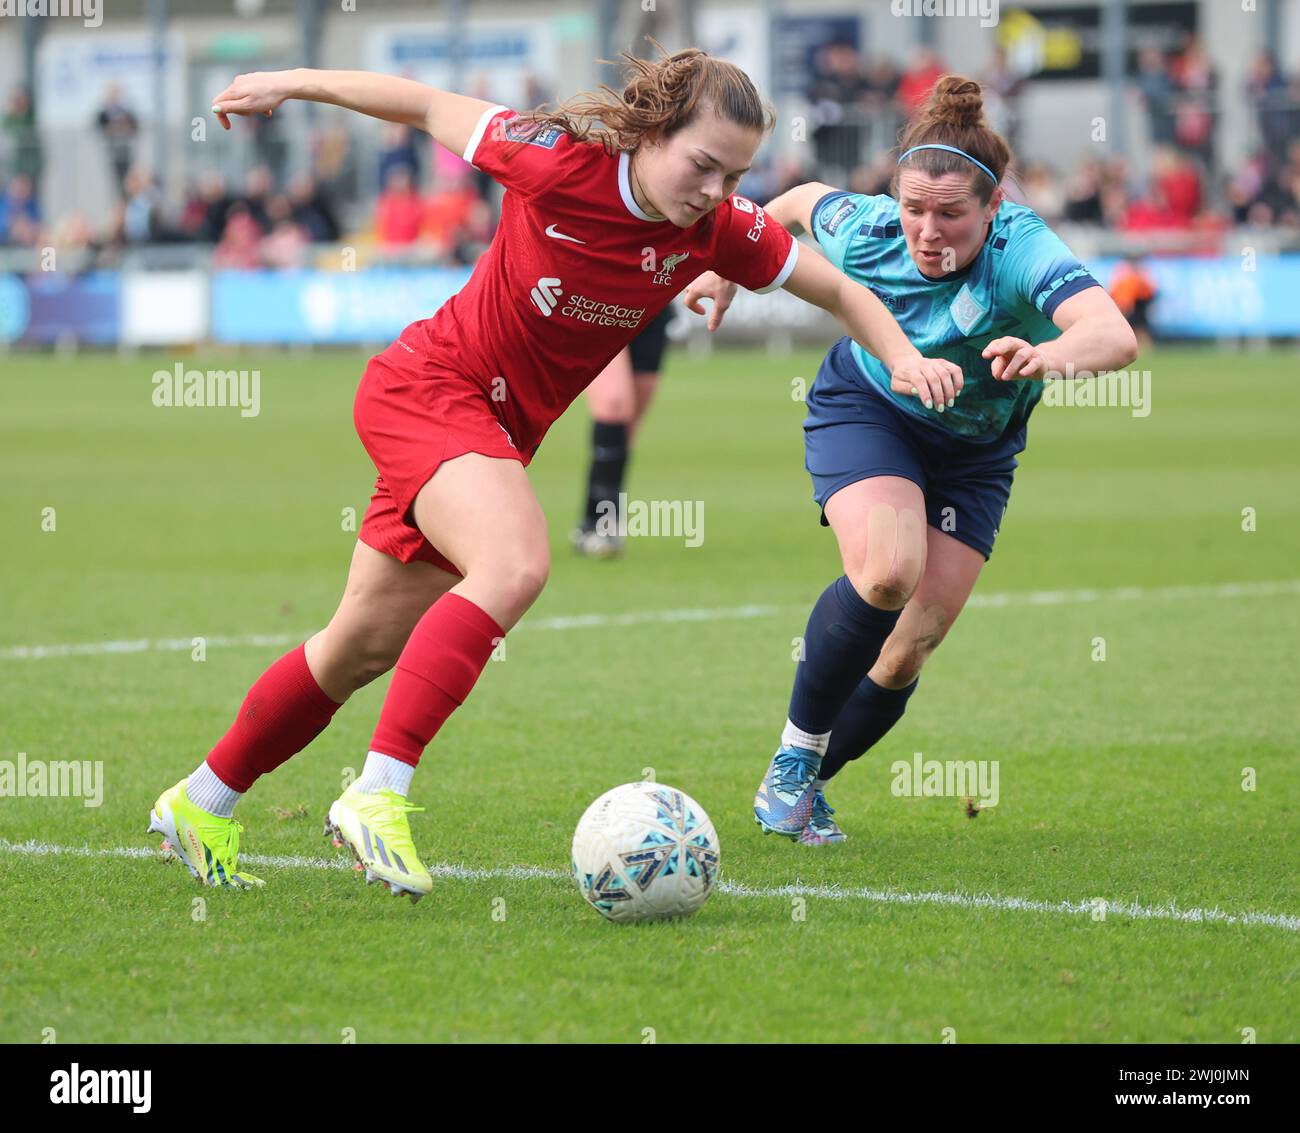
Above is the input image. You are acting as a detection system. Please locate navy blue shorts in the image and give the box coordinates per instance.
[804,338,1027,560]
[628,305,675,374]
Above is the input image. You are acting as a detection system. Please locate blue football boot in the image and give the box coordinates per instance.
[753,745,821,837]
[798,789,847,846]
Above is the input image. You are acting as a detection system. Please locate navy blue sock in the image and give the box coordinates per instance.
[819,674,920,782]
[787,576,903,735]
[583,421,629,530]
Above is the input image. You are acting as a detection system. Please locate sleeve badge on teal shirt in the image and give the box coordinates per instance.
[822,199,856,236]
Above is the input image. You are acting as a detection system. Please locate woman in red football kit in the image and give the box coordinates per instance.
[148,49,965,900]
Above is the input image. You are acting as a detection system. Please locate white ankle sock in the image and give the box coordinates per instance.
[782,719,830,758]
[187,761,242,818]
[355,751,415,797]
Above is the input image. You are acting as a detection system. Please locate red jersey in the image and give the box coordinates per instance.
[405,104,799,455]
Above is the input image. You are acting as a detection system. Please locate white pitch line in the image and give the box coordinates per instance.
[1,579,1297,663]
[718,880,1300,932]
[1,838,1295,932]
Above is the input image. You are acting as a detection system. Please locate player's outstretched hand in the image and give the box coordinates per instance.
[211,72,290,130]
[681,271,738,332]
[890,356,964,412]
[982,336,1050,381]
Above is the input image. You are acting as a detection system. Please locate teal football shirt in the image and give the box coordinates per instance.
[810,191,1098,440]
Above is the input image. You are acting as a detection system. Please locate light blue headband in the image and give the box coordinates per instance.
[897,143,998,184]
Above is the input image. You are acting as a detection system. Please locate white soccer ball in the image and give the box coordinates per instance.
[572,782,721,922]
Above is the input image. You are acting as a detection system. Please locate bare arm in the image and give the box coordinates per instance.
[983,286,1140,380]
[681,181,841,330]
[783,248,964,410]
[762,181,840,237]
[211,68,498,157]
[681,227,964,408]
[1039,286,1141,374]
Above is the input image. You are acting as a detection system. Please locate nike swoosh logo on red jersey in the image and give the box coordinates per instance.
[544,224,586,244]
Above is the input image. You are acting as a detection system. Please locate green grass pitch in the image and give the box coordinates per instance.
[1,343,1296,1042]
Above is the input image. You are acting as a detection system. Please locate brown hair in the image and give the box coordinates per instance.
[892,75,1013,203]
[515,44,774,154]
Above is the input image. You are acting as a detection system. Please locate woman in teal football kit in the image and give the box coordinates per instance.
[684,76,1139,844]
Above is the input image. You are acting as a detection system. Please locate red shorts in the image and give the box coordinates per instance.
[354,335,525,574]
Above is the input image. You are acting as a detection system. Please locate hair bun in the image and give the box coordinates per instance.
[925,75,985,130]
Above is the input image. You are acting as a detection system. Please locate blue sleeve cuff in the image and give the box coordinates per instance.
[1040,272,1100,321]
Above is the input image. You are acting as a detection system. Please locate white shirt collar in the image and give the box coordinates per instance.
[618,151,665,223]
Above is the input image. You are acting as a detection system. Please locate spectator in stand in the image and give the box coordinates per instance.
[1099,157,1132,228]
[313,122,359,211]
[423,168,484,263]
[1271,159,1300,228]
[95,83,139,200]
[980,46,1025,149]
[261,194,309,269]
[1246,53,1292,157]
[288,171,341,243]
[742,154,810,207]
[1062,157,1105,224]
[1121,165,1226,238]
[1151,147,1201,225]
[196,170,232,242]
[377,120,422,192]
[122,166,163,244]
[1258,159,1300,227]
[773,154,815,198]
[95,200,127,264]
[49,211,104,273]
[238,165,274,233]
[1121,182,1178,232]
[1226,151,1271,225]
[374,166,423,248]
[1168,33,1217,171]
[1134,46,1175,147]
[1243,200,1275,227]
[1286,78,1300,153]
[176,179,210,240]
[863,56,900,109]
[244,102,289,189]
[212,203,264,269]
[847,151,894,197]
[1019,162,1064,223]
[861,56,902,153]
[0,173,40,246]
[806,41,870,180]
[894,47,945,120]
[3,87,41,192]
[452,199,496,265]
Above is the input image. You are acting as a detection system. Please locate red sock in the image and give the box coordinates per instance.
[370,592,504,766]
[206,643,342,792]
